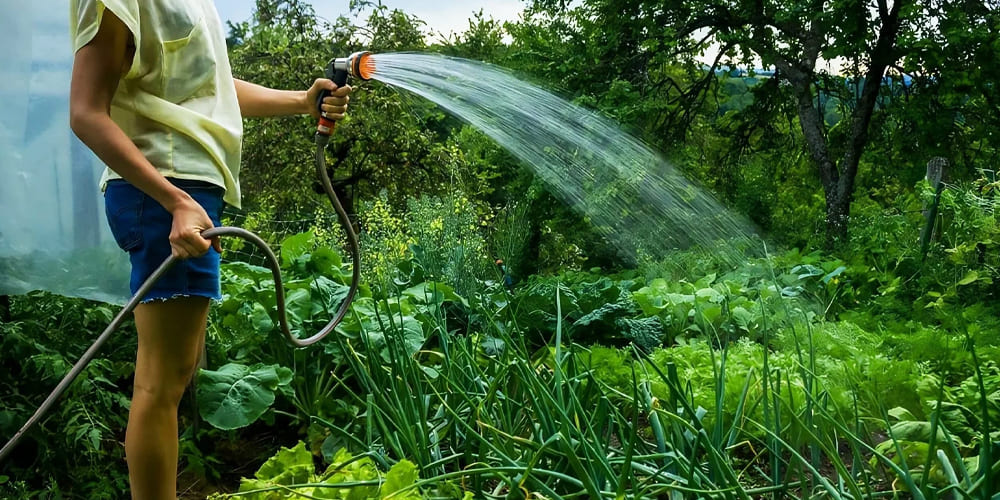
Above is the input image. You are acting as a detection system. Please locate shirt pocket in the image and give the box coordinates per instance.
[161,16,218,103]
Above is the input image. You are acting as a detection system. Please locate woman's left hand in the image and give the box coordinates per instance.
[306,79,351,121]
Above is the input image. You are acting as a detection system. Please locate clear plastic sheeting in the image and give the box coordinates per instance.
[0,1,130,304]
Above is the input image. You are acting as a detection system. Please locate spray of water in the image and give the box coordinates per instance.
[369,53,758,264]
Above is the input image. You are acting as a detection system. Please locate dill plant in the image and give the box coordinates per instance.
[358,192,413,296]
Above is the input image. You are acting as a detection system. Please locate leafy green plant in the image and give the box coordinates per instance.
[0,293,133,499]
[210,231,358,426]
[488,201,532,283]
[197,363,294,430]
[358,192,414,296]
[866,355,1000,498]
[208,441,423,499]
[405,192,491,298]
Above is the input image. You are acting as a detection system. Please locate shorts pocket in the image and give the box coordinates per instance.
[173,180,225,223]
[161,17,217,103]
[105,187,144,252]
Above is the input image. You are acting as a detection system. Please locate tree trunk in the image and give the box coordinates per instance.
[794,81,857,248]
[789,73,851,248]
[825,190,851,247]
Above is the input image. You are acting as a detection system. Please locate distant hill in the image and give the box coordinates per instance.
[712,67,915,126]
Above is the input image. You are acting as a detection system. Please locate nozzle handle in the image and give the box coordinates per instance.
[316,67,350,136]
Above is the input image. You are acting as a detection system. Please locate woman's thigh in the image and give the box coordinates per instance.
[132,296,210,399]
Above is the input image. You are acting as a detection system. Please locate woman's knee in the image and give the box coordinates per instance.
[132,359,198,406]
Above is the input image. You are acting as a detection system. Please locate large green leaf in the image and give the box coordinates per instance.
[309,246,344,278]
[574,277,627,313]
[321,448,380,500]
[280,231,315,268]
[284,287,313,324]
[381,459,421,498]
[335,297,379,338]
[633,278,671,316]
[197,363,293,430]
[616,316,664,352]
[574,301,631,328]
[311,275,351,311]
[372,314,426,363]
[695,287,724,303]
[251,302,274,333]
[730,306,755,332]
[222,261,272,282]
[957,270,979,286]
[890,420,949,443]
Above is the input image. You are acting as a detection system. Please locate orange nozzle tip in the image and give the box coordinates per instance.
[357,52,376,80]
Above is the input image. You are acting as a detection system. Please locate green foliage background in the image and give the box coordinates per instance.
[2,0,999,498]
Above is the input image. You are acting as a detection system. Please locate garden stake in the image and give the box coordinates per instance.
[0,52,376,464]
[919,157,948,263]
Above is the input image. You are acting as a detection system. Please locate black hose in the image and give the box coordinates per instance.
[0,135,360,463]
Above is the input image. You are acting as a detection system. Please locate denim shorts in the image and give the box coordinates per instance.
[104,178,225,302]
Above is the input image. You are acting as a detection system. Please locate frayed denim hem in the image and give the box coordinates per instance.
[139,292,221,304]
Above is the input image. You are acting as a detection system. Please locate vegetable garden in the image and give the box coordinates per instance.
[2,0,999,498]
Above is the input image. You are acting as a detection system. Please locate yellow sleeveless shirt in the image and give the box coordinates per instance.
[70,0,244,208]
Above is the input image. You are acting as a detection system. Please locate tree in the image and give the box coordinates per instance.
[227,1,466,221]
[886,1,1000,176]
[438,10,509,63]
[526,0,996,246]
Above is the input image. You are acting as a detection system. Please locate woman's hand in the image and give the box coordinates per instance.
[305,79,351,121]
[168,198,221,259]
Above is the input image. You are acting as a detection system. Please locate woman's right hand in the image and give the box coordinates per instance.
[169,198,221,259]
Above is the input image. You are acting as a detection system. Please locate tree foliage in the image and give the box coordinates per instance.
[227,0,1000,266]
[523,0,999,247]
[229,1,471,222]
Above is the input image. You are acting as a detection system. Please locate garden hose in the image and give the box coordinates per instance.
[0,52,375,464]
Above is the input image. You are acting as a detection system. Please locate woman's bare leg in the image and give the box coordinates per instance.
[126,296,209,500]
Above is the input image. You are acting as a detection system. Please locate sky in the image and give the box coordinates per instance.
[213,0,525,39]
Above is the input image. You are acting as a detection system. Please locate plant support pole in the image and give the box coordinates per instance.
[919,157,948,263]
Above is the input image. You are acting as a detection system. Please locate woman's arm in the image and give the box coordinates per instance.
[70,11,218,259]
[234,78,350,120]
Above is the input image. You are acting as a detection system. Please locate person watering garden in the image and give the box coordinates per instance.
[68,1,351,498]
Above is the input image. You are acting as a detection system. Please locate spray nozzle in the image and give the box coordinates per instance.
[317,51,375,136]
[330,51,375,84]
